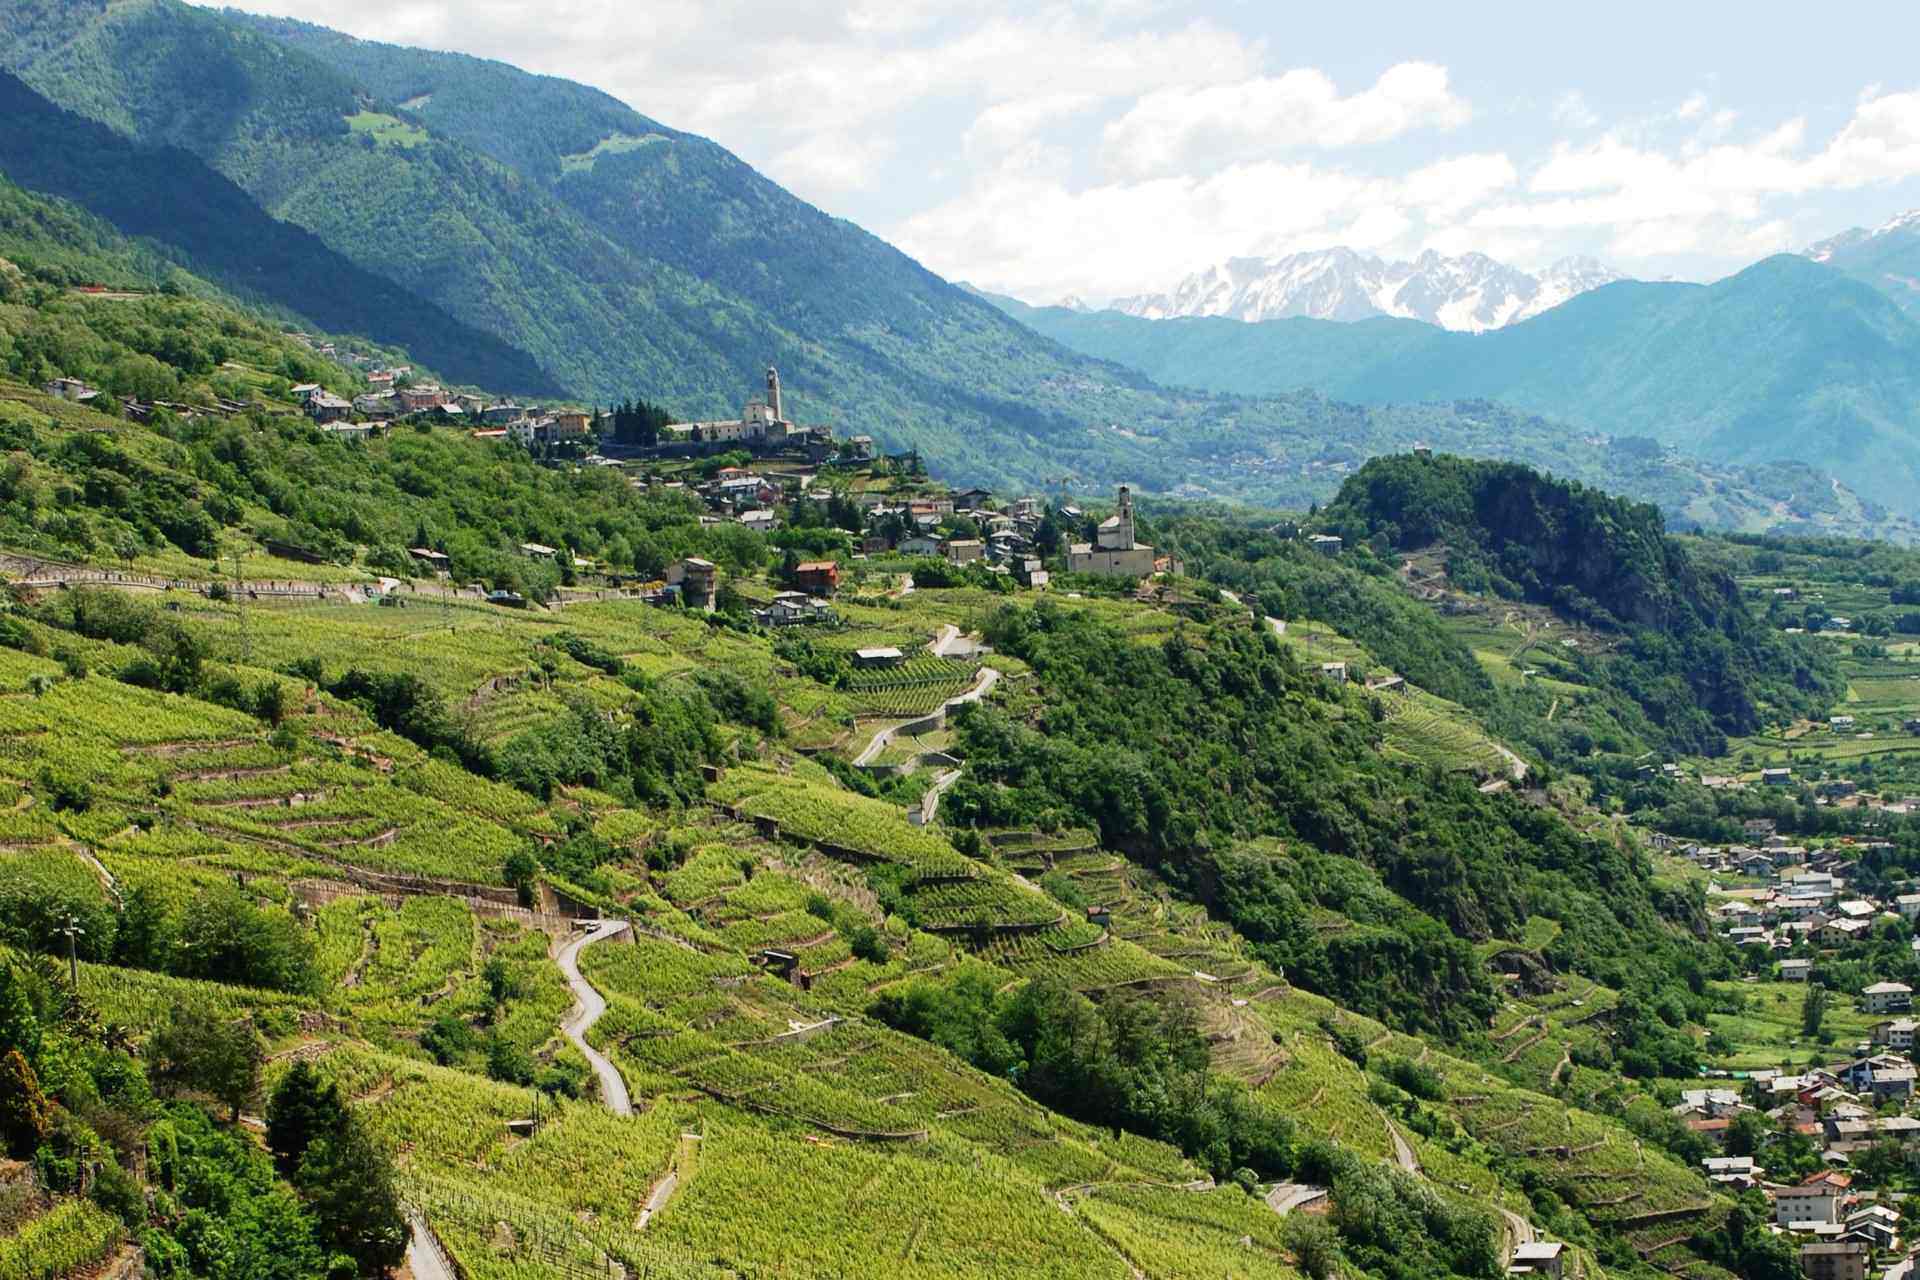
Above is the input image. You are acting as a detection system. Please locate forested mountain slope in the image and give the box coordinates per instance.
[4,0,1902,535]
[1308,454,1841,754]
[0,69,560,394]
[0,0,1203,487]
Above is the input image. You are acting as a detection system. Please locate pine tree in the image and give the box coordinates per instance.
[265,1060,348,1176]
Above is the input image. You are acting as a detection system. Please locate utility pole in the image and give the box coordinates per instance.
[230,547,251,664]
[55,913,83,987]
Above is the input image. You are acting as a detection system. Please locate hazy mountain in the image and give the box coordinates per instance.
[1804,209,1920,313]
[1110,248,1628,333]
[987,255,1920,516]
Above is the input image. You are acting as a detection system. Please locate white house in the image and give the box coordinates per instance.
[1776,1183,1842,1227]
[1862,982,1914,1014]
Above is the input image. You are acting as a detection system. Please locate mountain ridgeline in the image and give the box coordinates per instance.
[1316,455,1841,750]
[0,0,1901,540]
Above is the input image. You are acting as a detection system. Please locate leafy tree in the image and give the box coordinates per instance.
[148,1004,264,1122]
[0,1048,52,1155]
[174,886,319,995]
[1801,983,1829,1039]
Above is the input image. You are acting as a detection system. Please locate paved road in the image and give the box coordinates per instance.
[405,1212,458,1280]
[950,665,1000,706]
[852,663,1000,767]
[556,919,633,1116]
[1496,1206,1536,1264]
[1265,1183,1328,1215]
[852,718,906,767]
[917,769,964,825]
[1385,1118,1419,1174]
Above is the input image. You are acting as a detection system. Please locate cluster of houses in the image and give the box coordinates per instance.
[289,375,599,448]
[43,376,249,424]
[1693,830,1916,959]
[1692,1093,1911,1279]
[655,467,1185,587]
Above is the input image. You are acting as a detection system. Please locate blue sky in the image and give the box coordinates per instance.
[216,0,1920,303]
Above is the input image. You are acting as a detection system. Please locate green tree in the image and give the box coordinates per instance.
[1801,983,1829,1039]
[265,1060,349,1176]
[296,1124,408,1275]
[175,885,318,994]
[149,1004,264,1122]
[0,1048,52,1156]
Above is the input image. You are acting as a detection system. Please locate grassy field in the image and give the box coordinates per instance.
[1705,980,1882,1070]
[345,110,429,147]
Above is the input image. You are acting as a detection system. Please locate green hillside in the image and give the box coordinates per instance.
[1311,454,1841,755]
[0,67,561,396]
[0,394,1763,1277]
[0,0,1884,539]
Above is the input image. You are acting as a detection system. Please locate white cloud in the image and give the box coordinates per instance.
[203,1,1920,301]
[1816,90,1920,185]
[1401,153,1519,218]
[895,161,1391,303]
[963,92,1101,162]
[1100,62,1471,179]
[901,85,1920,302]
[769,132,898,196]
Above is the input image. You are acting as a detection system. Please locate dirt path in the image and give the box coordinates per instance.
[556,919,633,1116]
[1492,742,1529,782]
[637,1133,702,1230]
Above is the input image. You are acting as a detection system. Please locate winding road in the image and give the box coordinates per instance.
[1497,1206,1536,1264]
[556,919,634,1116]
[852,662,1001,768]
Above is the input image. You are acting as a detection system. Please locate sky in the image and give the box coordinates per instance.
[212,0,1920,305]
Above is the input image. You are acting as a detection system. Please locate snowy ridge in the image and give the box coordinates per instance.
[1113,249,1628,333]
[1804,209,1920,264]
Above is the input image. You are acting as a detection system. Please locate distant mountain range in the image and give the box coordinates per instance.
[986,253,1920,517]
[1110,249,1629,333]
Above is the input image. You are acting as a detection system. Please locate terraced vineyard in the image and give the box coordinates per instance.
[843,655,981,716]
[0,548,1746,1280]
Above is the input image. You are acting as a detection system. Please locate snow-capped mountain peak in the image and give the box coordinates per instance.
[1111,248,1629,332]
[1804,209,1920,264]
